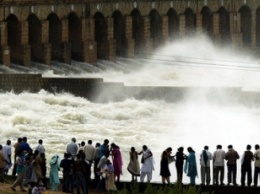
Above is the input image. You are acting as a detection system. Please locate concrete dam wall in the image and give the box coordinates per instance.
[0,74,260,106]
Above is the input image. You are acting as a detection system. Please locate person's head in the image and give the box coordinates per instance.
[142,145,148,151]
[95,143,100,148]
[71,137,76,143]
[204,146,209,150]
[161,150,168,158]
[34,150,39,156]
[38,139,43,144]
[166,147,172,154]
[76,153,81,160]
[178,147,184,152]
[131,147,135,152]
[22,137,27,142]
[111,143,116,148]
[228,145,233,150]
[88,140,92,145]
[106,159,112,165]
[18,137,23,143]
[246,145,251,150]
[6,140,11,145]
[217,145,222,149]
[187,147,195,153]
[255,144,260,150]
[80,141,85,147]
[64,153,70,159]
[104,139,109,145]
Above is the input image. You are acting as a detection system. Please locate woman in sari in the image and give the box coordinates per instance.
[184,147,198,186]
[110,143,123,182]
[127,147,140,182]
[49,154,60,191]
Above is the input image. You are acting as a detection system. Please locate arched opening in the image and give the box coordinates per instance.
[112,10,126,57]
[201,7,213,37]
[239,6,252,47]
[68,12,82,60]
[47,13,62,60]
[131,9,142,55]
[184,8,196,36]
[167,8,179,40]
[94,12,107,59]
[6,14,21,64]
[149,9,162,49]
[27,14,42,62]
[218,7,231,44]
[257,7,260,47]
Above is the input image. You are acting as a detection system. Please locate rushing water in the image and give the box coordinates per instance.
[1,35,260,183]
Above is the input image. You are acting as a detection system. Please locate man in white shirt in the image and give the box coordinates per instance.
[84,140,95,181]
[66,137,78,159]
[3,140,12,176]
[254,144,260,186]
[213,145,225,185]
[35,139,45,154]
[200,145,213,185]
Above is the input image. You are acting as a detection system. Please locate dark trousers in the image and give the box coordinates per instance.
[94,158,100,182]
[63,172,73,193]
[86,162,92,181]
[254,166,260,186]
[241,163,252,186]
[227,164,237,184]
[214,166,224,185]
[176,164,183,185]
[75,172,88,194]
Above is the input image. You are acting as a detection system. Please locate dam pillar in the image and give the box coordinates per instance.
[61,19,71,64]
[196,13,203,34]
[41,20,51,66]
[212,13,221,44]
[141,16,153,56]
[230,12,243,47]
[0,22,10,66]
[179,14,185,38]
[21,21,31,67]
[107,17,116,61]
[84,18,97,63]
[161,16,169,43]
[125,16,134,58]
[251,10,256,48]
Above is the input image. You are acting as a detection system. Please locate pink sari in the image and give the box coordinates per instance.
[112,147,123,176]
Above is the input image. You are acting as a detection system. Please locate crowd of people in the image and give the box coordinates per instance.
[0,137,260,194]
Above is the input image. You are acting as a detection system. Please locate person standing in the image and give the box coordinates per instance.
[127,147,140,182]
[110,143,123,183]
[213,145,225,185]
[253,144,260,186]
[200,146,212,185]
[66,137,78,159]
[160,147,174,185]
[174,147,186,186]
[94,142,101,182]
[49,154,60,191]
[12,137,22,177]
[241,145,254,186]
[84,140,96,182]
[103,159,117,192]
[3,140,12,176]
[10,149,26,192]
[73,153,88,194]
[139,145,155,183]
[99,139,109,159]
[184,147,198,186]
[0,145,5,183]
[225,145,239,186]
[35,139,45,155]
[20,137,32,154]
[60,153,74,193]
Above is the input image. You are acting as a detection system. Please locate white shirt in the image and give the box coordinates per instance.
[3,145,11,163]
[254,149,260,167]
[35,144,45,154]
[200,150,213,167]
[84,144,95,161]
[213,149,225,166]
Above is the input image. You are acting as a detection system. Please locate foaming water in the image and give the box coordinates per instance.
[1,35,260,183]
